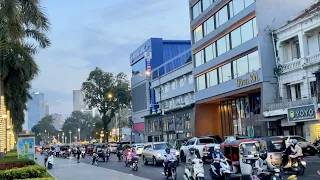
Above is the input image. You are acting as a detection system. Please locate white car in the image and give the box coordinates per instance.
[132,143,144,156]
[142,142,179,166]
[108,143,118,153]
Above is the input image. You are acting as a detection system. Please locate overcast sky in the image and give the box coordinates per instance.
[31,0,191,119]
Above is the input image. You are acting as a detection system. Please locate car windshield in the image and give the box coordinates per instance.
[267,140,286,152]
[240,142,260,155]
[198,138,215,144]
[153,143,172,150]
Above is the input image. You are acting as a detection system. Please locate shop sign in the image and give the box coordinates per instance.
[236,72,260,87]
[287,105,316,122]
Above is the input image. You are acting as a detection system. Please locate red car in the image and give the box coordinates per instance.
[86,144,94,155]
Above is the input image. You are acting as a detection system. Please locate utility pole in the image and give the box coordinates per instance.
[160,87,164,142]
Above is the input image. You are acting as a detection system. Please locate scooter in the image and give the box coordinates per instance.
[92,153,99,166]
[162,158,177,180]
[117,150,123,161]
[282,157,306,176]
[105,149,110,161]
[47,153,54,170]
[125,152,131,166]
[130,156,139,171]
[210,159,233,180]
[81,149,86,158]
[183,158,205,180]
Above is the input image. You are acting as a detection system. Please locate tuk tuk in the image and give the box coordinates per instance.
[86,144,94,155]
[59,144,71,158]
[256,136,286,168]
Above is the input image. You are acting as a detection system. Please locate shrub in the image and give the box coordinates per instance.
[0,151,35,170]
[24,178,55,180]
[0,165,46,180]
[4,151,18,158]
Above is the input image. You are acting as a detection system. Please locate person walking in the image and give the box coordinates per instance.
[55,146,60,158]
[76,147,81,163]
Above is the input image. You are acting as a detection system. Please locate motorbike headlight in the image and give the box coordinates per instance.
[175,151,179,156]
[301,161,306,166]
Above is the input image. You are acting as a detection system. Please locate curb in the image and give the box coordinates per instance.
[35,160,59,180]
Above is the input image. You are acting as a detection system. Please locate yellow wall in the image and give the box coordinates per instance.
[310,123,320,142]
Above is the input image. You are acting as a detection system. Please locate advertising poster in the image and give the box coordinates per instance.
[17,135,35,160]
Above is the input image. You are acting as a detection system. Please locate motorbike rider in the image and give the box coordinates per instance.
[163,147,177,176]
[186,147,198,175]
[43,149,49,167]
[212,146,227,176]
[284,139,303,168]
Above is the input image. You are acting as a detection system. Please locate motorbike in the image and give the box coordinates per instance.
[92,153,99,166]
[130,156,139,171]
[47,153,54,170]
[210,159,233,180]
[117,150,123,161]
[105,149,110,161]
[282,157,306,176]
[81,149,86,158]
[251,165,282,180]
[163,159,177,180]
[125,152,131,166]
[313,139,320,157]
[183,158,205,180]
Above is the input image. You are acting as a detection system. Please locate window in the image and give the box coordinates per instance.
[195,50,204,67]
[232,0,245,16]
[217,6,228,27]
[205,43,215,62]
[207,69,218,87]
[175,114,183,130]
[248,51,260,72]
[318,34,320,52]
[192,2,202,20]
[252,17,258,36]
[198,138,216,144]
[231,27,241,48]
[245,0,255,7]
[204,16,215,36]
[217,36,227,56]
[310,81,317,97]
[286,85,292,100]
[291,41,301,59]
[188,139,196,146]
[132,59,146,76]
[219,63,232,83]
[196,74,206,91]
[234,56,248,78]
[194,25,203,43]
[241,20,254,43]
[188,74,193,84]
[203,0,213,11]
[294,84,301,99]
[179,78,184,87]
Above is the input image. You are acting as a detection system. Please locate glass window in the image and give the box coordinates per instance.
[235,56,248,78]
[245,0,255,8]
[132,59,146,76]
[221,63,232,82]
[205,43,215,62]
[218,67,223,84]
[217,6,228,27]
[248,51,260,72]
[217,36,227,56]
[232,0,245,16]
[194,25,203,43]
[207,69,218,87]
[188,74,193,84]
[204,16,215,36]
[310,81,317,97]
[294,84,301,99]
[192,2,201,20]
[231,27,241,48]
[153,143,172,150]
[196,74,206,91]
[203,0,213,10]
[195,50,204,67]
[241,19,254,43]
[229,1,234,18]
[179,78,184,87]
[226,34,230,51]
[252,18,257,36]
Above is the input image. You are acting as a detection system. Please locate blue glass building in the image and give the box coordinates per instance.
[28,92,45,131]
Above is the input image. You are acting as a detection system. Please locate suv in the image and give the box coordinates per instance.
[142,142,179,166]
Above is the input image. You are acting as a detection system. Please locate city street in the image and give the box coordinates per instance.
[74,154,320,180]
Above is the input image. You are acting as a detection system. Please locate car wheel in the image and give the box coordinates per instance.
[180,151,186,162]
[143,156,148,165]
[152,156,157,166]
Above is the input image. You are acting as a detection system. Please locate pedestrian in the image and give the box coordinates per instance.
[76,147,81,163]
[55,146,60,158]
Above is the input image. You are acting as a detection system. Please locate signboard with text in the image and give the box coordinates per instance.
[287,104,316,122]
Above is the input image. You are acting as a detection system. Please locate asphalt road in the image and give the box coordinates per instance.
[72,154,320,180]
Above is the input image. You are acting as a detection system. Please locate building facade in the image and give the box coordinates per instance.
[145,50,193,143]
[264,2,320,141]
[52,113,64,131]
[45,101,49,116]
[130,38,191,142]
[189,0,314,137]
[27,92,45,131]
[73,90,85,111]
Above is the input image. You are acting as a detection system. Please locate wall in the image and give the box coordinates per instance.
[194,103,222,137]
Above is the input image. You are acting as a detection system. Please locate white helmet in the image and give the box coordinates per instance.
[215,146,221,152]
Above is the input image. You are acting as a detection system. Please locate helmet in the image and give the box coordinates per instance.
[215,146,221,153]
[259,150,267,160]
[132,148,136,151]
[291,139,298,145]
[189,147,196,155]
[165,148,170,154]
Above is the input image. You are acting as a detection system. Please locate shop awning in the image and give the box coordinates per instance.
[258,115,287,122]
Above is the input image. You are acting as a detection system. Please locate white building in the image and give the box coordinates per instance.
[73,90,85,111]
[264,2,320,141]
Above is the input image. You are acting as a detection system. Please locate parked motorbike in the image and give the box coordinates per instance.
[47,153,54,170]
[163,159,177,180]
[210,159,233,180]
[183,158,204,180]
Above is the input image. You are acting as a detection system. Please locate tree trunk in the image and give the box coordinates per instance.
[102,114,109,142]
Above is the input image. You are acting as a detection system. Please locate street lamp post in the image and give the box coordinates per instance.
[62,132,65,144]
[69,130,72,144]
[58,133,60,143]
[78,128,80,141]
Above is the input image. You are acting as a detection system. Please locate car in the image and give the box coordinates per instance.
[280,135,317,156]
[132,143,144,156]
[142,142,179,166]
[108,143,118,153]
[199,135,223,143]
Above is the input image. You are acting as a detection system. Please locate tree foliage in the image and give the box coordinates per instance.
[31,115,56,144]
[0,0,51,133]
[81,68,131,141]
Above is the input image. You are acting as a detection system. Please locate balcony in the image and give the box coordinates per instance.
[264,97,316,112]
[281,52,320,74]
[305,52,320,66]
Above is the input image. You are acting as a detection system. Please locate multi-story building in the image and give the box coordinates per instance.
[189,0,314,137]
[73,90,85,111]
[144,49,193,143]
[264,2,320,141]
[130,38,191,142]
[45,101,49,116]
[27,92,45,130]
[51,113,64,131]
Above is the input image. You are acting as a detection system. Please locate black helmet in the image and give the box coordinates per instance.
[189,147,196,155]
[165,147,170,153]
[259,150,267,160]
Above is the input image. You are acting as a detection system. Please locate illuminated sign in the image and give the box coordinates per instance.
[131,45,151,62]
[236,72,260,87]
[287,105,316,122]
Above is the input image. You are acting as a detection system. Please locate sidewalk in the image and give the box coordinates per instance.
[36,153,150,180]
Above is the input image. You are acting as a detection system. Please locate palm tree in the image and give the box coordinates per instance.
[0,0,51,133]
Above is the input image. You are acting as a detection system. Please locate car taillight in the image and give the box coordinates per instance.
[203,146,208,151]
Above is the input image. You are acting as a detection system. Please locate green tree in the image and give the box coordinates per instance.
[0,0,51,133]
[82,68,131,142]
[31,115,56,144]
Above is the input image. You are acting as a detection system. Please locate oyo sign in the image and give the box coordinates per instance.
[287,105,316,122]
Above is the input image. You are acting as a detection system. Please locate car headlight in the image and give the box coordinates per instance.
[154,153,161,157]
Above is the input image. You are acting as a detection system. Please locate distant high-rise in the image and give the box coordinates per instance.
[27,92,45,131]
[44,101,49,116]
[73,90,85,111]
[51,113,64,131]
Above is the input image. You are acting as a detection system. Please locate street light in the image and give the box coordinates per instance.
[58,133,60,143]
[78,128,80,141]
[62,132,65,143]
[69,130,72,144]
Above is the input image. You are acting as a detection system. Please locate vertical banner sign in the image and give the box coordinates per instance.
[144,51,152,73]
[17,134,35,160]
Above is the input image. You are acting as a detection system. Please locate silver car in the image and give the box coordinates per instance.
[142,142,179,166]
[108,143,118,153]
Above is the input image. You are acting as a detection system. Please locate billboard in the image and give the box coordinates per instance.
[287,104,316,122]
[17,134,35,160]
